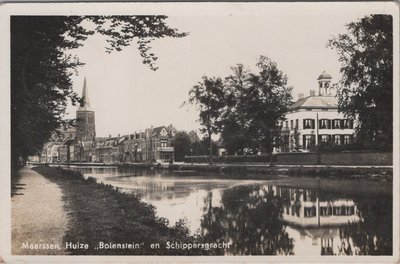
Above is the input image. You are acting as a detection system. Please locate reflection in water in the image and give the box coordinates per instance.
[69,166,392,256]
[200,185,294,255]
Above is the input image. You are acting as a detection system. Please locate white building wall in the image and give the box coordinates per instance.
[280,108,355,151]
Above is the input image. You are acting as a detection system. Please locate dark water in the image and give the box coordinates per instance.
[68,166,392,256]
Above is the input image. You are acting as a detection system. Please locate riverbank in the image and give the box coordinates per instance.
[118,163,393,182]
[31,166,210,255]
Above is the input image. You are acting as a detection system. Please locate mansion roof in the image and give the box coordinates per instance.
[289,95,338,111]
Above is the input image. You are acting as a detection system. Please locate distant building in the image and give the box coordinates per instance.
[277,72,355,152]
[31,78,177,164]
[143,125,176,163]
[76,77,96,141]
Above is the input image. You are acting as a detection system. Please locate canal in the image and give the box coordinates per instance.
[69,166,392,256]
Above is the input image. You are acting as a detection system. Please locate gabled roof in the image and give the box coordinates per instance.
[289,96,338,111]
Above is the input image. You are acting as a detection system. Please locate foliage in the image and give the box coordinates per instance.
[188,77,225,160]
[338,196,392,255]
[172,131,192,161]
[200,185,294,255]
[11,16,187,169]
[189,57,292,155]
[327,15,393,149]
[291,126,301,152]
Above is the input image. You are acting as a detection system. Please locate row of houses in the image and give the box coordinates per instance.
[37,125,177,164]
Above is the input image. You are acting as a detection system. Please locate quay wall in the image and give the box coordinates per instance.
[185,151,392,166]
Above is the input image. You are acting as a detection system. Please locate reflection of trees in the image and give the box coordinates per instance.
[337,196,392,255]
[200,185,294,255]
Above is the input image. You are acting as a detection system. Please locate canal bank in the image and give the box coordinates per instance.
[25,166,210,255]
[119,163,393,182]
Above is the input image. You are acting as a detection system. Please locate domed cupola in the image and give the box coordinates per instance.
[317,71,332,96]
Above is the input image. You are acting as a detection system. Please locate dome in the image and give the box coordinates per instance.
[317,71,332,80]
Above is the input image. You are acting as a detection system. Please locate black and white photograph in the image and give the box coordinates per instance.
[0,1,399,263]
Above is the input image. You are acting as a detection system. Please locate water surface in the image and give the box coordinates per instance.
[69,166,392,256]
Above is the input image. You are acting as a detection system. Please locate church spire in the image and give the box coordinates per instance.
[78,77,91,111]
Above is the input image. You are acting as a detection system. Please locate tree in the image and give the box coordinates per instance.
[172,131,192,162]
[220,64,251,155]
[188,77,225,163]
[327,15,393,149]
[291,126,301,152]
[242,56,293,154]
[11,16,187,169]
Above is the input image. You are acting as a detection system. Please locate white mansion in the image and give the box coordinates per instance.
[277,71,355,152]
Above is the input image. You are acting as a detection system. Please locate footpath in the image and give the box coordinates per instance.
[11,167,68,255]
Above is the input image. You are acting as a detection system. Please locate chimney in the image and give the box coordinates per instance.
[298,93,304,99]
[310,90,316,96]
[109,134,111,138]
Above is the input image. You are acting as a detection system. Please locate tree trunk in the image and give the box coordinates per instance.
[208,130,213,165]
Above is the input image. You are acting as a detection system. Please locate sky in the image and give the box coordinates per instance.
[63,4,386,137]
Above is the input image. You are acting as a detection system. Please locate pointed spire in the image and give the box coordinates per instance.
[78,77,91,111]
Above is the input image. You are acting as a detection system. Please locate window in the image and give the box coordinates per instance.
[306,108,312,111]
[344,135,352,144]
[303,119,315,129]
[319,119,331,129]
[304,206,317,217]
[290,120,293,130]
[320,135,330,142]
[332,119,342,129]
[285,121,288,129]
[334,135,342,145]
[295,119,299,128]
[160,140,168,147]
[343,119,353,129]
[303,134,315,149]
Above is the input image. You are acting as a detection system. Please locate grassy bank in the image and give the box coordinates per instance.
[33,166,211,255]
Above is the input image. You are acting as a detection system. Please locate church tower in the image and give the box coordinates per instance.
[76,77,96,140]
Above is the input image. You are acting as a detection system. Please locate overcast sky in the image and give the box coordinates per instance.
[63,4,391,137]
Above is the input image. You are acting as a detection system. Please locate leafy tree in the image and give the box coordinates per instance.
[220,64,251,155]
[188,77,225,163]
[11,16,187,169]
[242,56,293,154]
[172,131,192,162]
[327,15,393,149]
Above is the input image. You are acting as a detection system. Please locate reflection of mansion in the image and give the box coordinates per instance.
[270,185,360,227]
[34,78,176,164]
[277,72,355,152]
[269,185,361,255]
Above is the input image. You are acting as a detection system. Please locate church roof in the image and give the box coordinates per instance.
[77,77,92,111]
[289,95,338,111]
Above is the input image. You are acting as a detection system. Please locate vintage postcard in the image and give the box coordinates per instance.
[0,1,399,263]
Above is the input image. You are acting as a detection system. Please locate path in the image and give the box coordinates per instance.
[11,167,68,255]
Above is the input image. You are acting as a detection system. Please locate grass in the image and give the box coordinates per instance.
[33,166,210,255]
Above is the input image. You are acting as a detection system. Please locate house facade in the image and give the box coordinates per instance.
[278,72,355,152]
[30,78,176,164]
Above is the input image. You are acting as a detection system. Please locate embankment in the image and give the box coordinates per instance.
[32,166,209,255]
[119,163,392,182]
